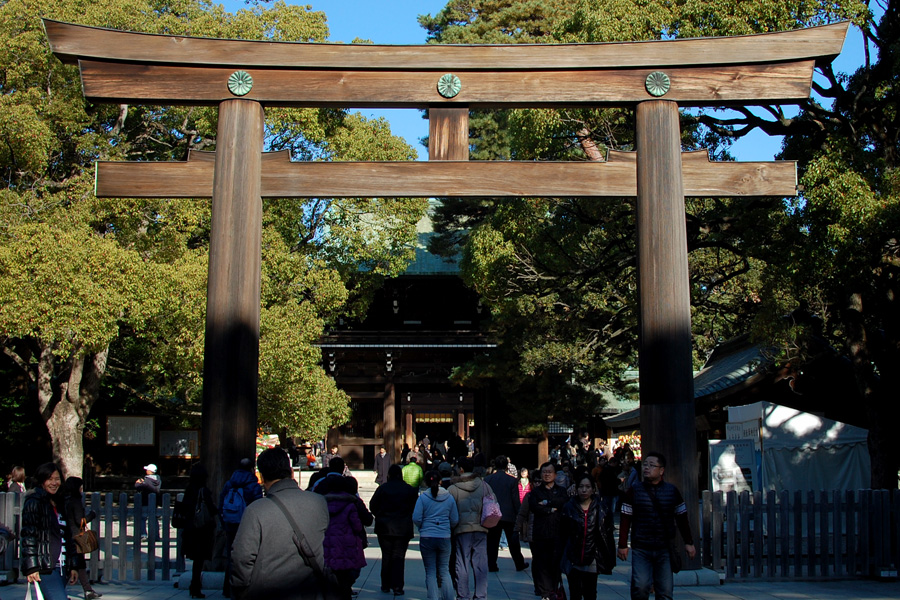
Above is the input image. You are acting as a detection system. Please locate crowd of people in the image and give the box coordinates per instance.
[1,436,693,600]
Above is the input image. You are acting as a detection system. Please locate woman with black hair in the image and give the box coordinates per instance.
[412,470,459,600]
[560,471,615,600]
[63,476,102,599]
[21,462,78,600]
[182,463,218,599]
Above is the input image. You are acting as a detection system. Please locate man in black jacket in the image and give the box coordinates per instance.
[528,462,568,600]
[484,456,529,573]
[617,451,695,600]
[369,464,418,595]
[374,446,391,486]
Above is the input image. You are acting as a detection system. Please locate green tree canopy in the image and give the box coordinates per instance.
[420,0,899,491]
[0,0,427,476]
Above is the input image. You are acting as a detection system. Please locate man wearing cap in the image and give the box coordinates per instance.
[135,464,161,540]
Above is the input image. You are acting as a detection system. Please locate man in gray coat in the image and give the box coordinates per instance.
[484,456,529,572]
[231,447,330,600]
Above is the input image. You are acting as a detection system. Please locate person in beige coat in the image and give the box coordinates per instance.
[448,458,494,600]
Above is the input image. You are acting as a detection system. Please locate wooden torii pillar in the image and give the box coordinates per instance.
[45,20,847,555]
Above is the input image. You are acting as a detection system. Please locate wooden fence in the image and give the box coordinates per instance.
[701,489,900,581]
[3,489,899,583]
[0,492,185,582]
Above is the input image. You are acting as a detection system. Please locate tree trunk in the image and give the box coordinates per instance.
[36,342,109,479]
[844,292,900,489]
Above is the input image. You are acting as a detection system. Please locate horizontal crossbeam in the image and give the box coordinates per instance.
[78,60,817,108]
[46,20,847,70]
[94,151,797,198]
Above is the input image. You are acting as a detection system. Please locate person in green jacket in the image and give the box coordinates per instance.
[402,456,424,489]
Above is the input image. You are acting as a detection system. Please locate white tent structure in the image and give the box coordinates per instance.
[727,401,870,493]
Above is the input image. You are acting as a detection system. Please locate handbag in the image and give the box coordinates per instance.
[73,518,100,554]
[480,484,502,528]
[193,489,215,529]
[26,580,45,600]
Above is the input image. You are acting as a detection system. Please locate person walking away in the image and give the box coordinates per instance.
[448,457,492,600]
[374,446,391,486]
[231,448,329,600]
[63,477,102,599]
[402,455,424,489]
[369,464,417,595]
[599,457,621,515]
[182,464,218,598]
[219,458,263,598]
[523,462,568,600]
[560,472,615,600]
[617,451,696,600]
[323,475,373,599]
[518,468,532,503]
[484,456,528,573]
[413,470,459,600]
[21,463,78,600]
[134,463,161,540]
[312,457,355,495]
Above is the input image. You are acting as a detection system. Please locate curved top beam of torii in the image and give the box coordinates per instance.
[44,19,848,108]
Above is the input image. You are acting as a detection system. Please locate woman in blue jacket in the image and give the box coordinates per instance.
[412,470,459,600]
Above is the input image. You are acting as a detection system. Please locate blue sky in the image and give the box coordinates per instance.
[220,0,874,162]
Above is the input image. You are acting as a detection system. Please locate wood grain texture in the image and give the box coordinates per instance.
[78,60,817,107]
[634,99,700,571]
[45,19,848,69]
[95,154,797,198]
[200,99,264,496]
[429,108,469,160]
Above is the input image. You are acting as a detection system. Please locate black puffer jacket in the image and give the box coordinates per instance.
[21,488,76,575]
[561,496,616,574]
[528,483,568,540]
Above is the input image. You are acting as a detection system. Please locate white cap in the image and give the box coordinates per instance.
[144,464,158,474]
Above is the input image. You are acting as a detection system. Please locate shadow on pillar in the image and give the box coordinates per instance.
[201,322,259,500]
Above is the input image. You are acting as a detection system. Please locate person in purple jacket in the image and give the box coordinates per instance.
[323,476,373,599]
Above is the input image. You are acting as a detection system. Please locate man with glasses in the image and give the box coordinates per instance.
[524,462,568,600]
[617,452,695,600]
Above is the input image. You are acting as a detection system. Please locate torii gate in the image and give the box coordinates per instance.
[45,19,846,567]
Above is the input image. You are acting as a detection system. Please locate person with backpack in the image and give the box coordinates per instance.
[220,458,263,598]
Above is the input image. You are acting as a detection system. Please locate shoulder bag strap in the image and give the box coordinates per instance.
[267,493,325,578]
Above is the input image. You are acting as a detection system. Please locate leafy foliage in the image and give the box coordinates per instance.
[422,0,900,484]
[0,0,427,472]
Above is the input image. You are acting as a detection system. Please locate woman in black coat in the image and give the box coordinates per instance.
[63,477,102,599]
[182,463,218,599]
[560,471,616,600]
[20,463,78,600]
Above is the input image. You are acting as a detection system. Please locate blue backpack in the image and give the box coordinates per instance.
[221,486,247,524]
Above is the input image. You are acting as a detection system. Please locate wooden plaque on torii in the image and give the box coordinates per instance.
[45,20,847,569]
